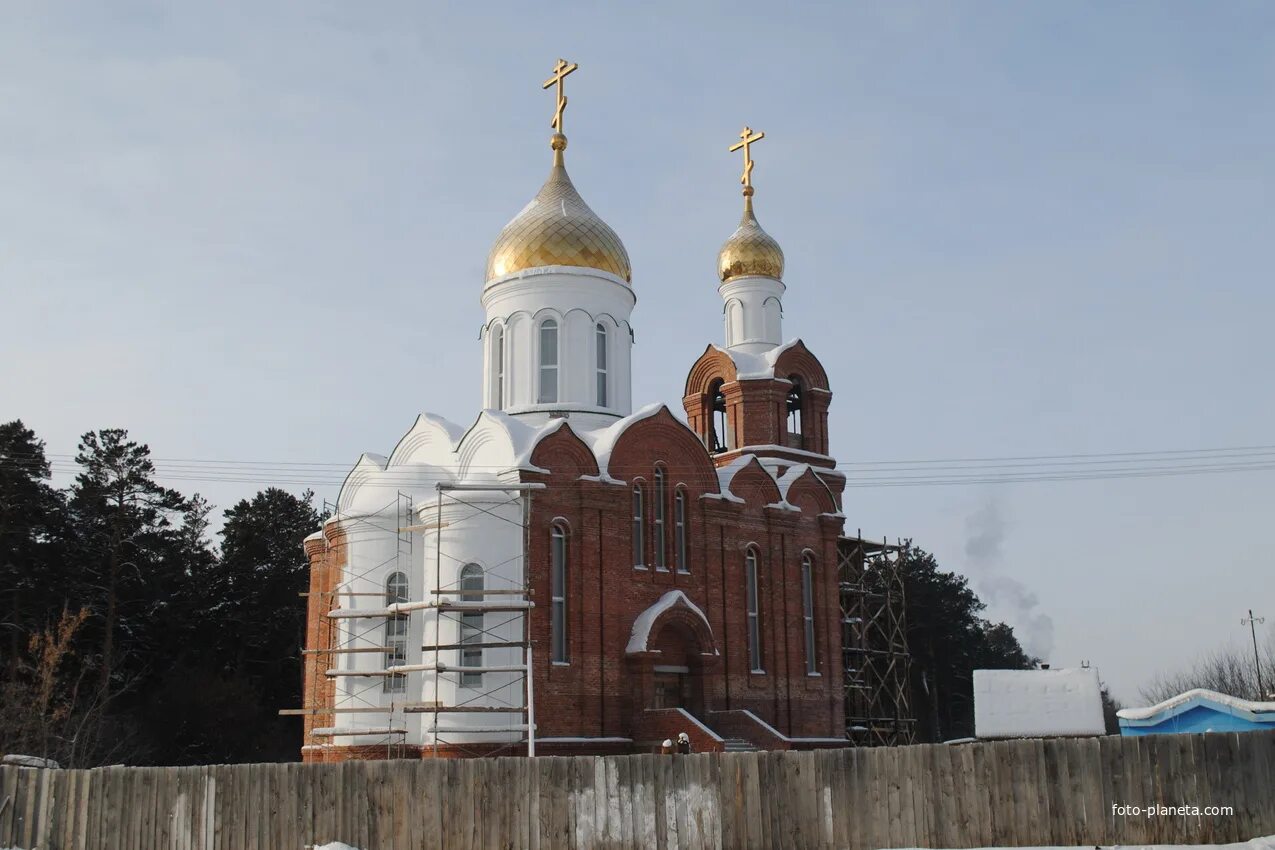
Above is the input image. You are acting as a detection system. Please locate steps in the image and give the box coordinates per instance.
[722,738,760,752]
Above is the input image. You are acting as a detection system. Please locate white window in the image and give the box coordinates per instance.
[493,325,505,409]
[551,524,568,663]
[538,319,558,403]
[674,488,688,573]
[459,564,484,687]
[802,554,817,674]
[653,467,667,570]
[383,571,409,693]
[595,323,608,408]
[745,549,763,672]
[631,484,645,568]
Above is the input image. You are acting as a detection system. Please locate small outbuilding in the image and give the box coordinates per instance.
[1117,688,1275,736]
[973,667,1106,739]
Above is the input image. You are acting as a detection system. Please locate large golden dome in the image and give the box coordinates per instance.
[717,193,784,282]
[486,137,631,283]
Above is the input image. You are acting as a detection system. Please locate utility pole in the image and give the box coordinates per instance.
[1242,609,1266,700]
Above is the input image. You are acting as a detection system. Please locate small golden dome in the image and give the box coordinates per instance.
[486,142,631,284]
[717,194,784,282]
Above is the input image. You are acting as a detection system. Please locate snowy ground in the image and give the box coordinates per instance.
[920,838,1275,850]
[299,838,1275,850]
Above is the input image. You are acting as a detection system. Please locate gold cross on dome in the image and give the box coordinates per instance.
[729,126,766,191]
[543,58,579,133]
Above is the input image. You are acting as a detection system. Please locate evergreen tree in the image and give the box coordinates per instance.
[898,545,1037,742]
[66,429,189,701]
[146,488,323,763]
[0,420,68,675]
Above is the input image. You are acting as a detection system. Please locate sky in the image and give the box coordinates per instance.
[2,1,1273,706]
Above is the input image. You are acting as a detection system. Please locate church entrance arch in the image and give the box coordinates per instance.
[625,590,720,720]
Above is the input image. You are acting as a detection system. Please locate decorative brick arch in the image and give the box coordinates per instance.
[683,345,738,398]
[725,457,783,508]
[625,590,717,656]
[605,407,719,496]
[528,422,601,478]
[785,468,838,515]
[773,339,830,391]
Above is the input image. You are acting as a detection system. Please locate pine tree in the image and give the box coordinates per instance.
[66,429,189,700]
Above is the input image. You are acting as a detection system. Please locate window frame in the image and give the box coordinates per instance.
[653,466,667,571]
[595,322,608,408]
[538,318,559,404]
[745,548,763,673]
[674,487,688,573]
[459,564,484,688]
[493,324,505,409]
[383,571,409,693]
[801,553,818,675]
[631,483,646,569]
[550,524,569,664]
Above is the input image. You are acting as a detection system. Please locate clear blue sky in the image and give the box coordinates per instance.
[2,2,1272,705]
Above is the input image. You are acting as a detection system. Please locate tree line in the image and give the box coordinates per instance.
[0,420,322,767]
[2,416,1120,765]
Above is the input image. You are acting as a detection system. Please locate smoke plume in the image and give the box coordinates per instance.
[963,497,1055,661]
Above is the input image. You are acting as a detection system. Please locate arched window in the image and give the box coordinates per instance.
[745,548,763,672]
[538,319,558,404]
[551,524,568,663]
[493,325,505,409]
[653,466,667,570]
[459,564,484,687]
[801,554,818,675]
[674,487,688,573]
[708,379,729,453]
[595,323,608,408]
[786,375,804,450]
[383,571,409,693]
[631,484,645,568]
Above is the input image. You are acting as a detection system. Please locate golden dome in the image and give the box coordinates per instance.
[486,138,631,283]
[717,193,784,282]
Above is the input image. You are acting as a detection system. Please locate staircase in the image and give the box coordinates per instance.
[722,737,760,753]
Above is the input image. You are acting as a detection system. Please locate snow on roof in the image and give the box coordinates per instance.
[1117,688,1275,723]
[973,668,1105,739]
[578,402,666,477]
[713,338,802,380]
[714,453,759,501]
[626,590,716,655]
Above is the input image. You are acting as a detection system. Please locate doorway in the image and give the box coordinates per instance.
[652,665,690,709]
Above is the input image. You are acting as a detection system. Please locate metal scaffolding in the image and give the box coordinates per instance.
[413,481,541,758]
[287,492,420,760]
[839,534,916,747]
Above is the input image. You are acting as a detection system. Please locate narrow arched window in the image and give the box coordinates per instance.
[801,554,818,674]
[745,549,763,672]
[493,325,505,409]
[595,323,608,408]
[653,467,667,570]
[708,379,728,453]
[538,319,558,404]
[631,484,645,568]
[786,375,804,450]
[674,487,688,573]
[551,524,568,663]
[383,571,409,693]
[459,564,484,687]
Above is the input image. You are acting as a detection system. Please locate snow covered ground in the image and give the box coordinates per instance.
[920,837,1275,850]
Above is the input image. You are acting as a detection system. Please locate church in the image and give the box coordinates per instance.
[297,60,858,760]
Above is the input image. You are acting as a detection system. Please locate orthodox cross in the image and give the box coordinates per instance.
[543,58,579,133]
[729,126,766,191]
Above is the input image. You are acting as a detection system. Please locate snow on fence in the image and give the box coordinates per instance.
[1,731,1273,849]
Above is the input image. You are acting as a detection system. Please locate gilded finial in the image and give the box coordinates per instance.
[543,57,578,142]
[729,126,766,198]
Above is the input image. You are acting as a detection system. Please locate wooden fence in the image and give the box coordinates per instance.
[2,731,1273,849]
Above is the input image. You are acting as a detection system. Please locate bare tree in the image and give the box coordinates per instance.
[1141,630,1275,704]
